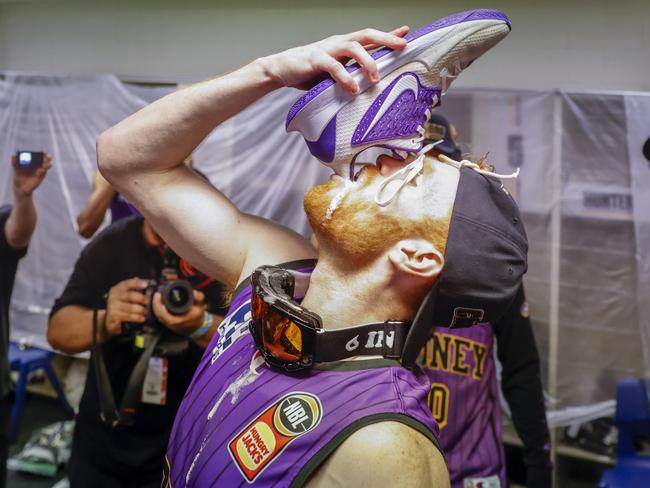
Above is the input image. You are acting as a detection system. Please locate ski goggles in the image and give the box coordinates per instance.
[249,265,408,371]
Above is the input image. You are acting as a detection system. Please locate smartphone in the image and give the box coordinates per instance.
[15,151,44,170]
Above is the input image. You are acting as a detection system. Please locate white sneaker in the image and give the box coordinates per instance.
[286,9,511,178]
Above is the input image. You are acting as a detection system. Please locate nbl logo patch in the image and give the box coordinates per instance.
[229,392,323,483]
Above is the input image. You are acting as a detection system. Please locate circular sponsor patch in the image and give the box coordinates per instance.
[229,391,324,482]
[273,393,322,437]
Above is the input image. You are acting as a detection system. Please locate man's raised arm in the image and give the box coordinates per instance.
[4,153,52,249]
[97,28,407,288]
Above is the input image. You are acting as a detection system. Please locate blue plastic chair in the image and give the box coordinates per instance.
[8,342,74,443]
[598,378,650,487]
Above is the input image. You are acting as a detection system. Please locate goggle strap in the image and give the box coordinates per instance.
[312,320,409,363]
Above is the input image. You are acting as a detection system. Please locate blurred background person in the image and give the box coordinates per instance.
[422,114,552,488]
[48,206,228,487]
[1,151,51,488]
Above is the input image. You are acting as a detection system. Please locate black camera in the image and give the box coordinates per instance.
[15,150,44,170]
[122,251,194,336]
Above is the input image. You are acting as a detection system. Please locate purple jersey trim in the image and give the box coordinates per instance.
[285,9,510,128]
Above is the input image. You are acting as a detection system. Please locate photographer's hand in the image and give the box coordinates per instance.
[5,153,53,249]
[104,278,149,338]
[153,290,216,346]
[13,152,52,198]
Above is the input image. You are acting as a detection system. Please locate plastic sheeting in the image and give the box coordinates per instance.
[193,87,330,238]
[439,89,649,424]
[0,73,158,347]
[625,94,650,381]
[1,72,648,422]
[0,73,328,350]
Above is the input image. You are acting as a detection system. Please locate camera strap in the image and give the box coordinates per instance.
[92,305,162,428]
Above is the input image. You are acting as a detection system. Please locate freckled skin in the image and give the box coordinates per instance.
[306,421,450,488]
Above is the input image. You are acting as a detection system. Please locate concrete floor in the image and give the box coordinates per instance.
[7,395,69,488]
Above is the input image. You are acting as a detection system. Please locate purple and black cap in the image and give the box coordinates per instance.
[401,164,528,366]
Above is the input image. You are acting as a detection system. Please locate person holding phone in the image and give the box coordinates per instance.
[1,151,52,488]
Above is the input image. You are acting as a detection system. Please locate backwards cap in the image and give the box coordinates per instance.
[401,164,528,366]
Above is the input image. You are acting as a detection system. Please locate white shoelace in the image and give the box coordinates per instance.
[436,153,520,179]
[373,109,440,206]
[374,136,520,207]
[374,141,438,207]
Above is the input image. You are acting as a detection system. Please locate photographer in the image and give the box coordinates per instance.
[1,152,51,488]
[47,213,227,487]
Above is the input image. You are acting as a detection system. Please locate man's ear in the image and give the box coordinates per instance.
[388,239,444,282]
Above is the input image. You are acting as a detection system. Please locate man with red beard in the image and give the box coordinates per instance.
[97,13,525,487]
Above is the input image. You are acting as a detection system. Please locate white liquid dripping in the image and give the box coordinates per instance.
[323,180,353,223]
[185,352,264,485]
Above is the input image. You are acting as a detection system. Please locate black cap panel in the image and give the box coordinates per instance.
[441,167,527,314]
[401,166,528,367]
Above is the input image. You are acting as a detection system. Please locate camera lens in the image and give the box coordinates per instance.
[161,280,193,315]
[169,286,189,307]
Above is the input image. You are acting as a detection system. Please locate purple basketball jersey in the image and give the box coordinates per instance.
[109,192,138,222]
[421,324,505,488]
[165,265,440,487]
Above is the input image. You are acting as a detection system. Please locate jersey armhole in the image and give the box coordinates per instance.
[231,258,318,297]
[289,413,442,488]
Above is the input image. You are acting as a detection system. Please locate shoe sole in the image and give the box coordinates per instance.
[286,9,511,143]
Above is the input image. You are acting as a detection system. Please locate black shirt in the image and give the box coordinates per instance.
[494,285,552,488]
[0,205,28,399]
[50,216,206,475]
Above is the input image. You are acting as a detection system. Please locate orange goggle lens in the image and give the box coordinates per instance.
[252,294,269,321]
[261,310,303,362]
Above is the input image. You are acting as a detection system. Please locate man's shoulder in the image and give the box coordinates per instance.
[306,421,449,488]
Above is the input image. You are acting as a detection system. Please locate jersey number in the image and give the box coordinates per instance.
[427,383,449,429]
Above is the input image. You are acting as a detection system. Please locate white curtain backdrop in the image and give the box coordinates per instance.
[625,94,650,380]
[193,87,330,237]
[1,73,154,347]
[1,72,648,423]
[439,89,649,425]
[0,73,328,350]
